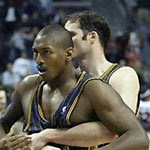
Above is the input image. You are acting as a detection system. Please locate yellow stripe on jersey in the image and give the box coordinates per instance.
[24,76,42,132]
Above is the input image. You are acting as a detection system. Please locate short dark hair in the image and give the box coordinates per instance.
[66,11,110,49]
[39,24,74,50]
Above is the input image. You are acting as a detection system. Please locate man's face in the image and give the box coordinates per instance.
[65,21,90,62]
[33,34,66,82]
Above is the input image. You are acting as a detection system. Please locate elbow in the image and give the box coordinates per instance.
[126,127,149,150]
[142,133,149,150]
[137,130,149,150]
[0,117,10,134]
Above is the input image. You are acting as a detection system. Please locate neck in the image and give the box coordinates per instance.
[48,64,78,96]
[78,46,113,77]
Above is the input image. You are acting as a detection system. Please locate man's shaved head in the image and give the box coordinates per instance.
[37,24,74,50]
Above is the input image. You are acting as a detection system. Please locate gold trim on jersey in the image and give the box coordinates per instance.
[37,81,48,122]
[37,71,86,123]
[89,145,98,150]
[38,104,48,122]
[100,63,118,80]
[66,77,100,125]
[136,108,140,118]
[24,76,42,132]
[66,94,79,125]
[75,71,86,86]
[105,64,120,83]
[66,71,87,125]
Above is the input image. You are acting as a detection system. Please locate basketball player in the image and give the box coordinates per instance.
[48,10,140,146]
[32,11,142,149]
[0,24,148,150]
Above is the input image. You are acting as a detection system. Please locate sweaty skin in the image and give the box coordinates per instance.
[64,20,139,113]
[42,13,140,147]
[3,12,141,149]
[36,14,140,148]
[0,73,148,150]
[0,24,148,150]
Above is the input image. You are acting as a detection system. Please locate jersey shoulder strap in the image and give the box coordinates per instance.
[100,63,121,83]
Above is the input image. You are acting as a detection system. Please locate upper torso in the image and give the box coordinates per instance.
[21,72,98,133]
[21,63,139,133]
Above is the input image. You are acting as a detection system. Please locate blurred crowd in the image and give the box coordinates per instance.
[117,0,150,136]
[0,0,150,135]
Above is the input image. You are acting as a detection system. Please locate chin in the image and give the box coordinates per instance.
[39,73,48,82]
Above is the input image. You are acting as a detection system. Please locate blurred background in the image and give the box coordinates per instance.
[0,0,150,138]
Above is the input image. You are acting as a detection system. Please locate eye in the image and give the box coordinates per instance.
[45,49,50,54]
[40,48,52,57]
[43,49,51,55]
[33,48,38,55]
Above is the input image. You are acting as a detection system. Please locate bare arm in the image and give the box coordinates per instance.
[30,78,148,149]
[0,88,24,137]
[0,74,40,136]
[0,75,37,149]
[45,67,140,146]
[34,67,139,147]
[110,66,139,113]
[30,121,116,148]
[50,122,116,146]
[0,89,31,150]
[86,80,148,150]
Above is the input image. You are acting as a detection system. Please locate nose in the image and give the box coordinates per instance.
[34,53,44,65]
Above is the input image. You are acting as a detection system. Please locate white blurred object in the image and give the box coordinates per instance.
[5,7,16,22]
[140,89,150,99]
[13,52,33,78]
[0,90,7,114]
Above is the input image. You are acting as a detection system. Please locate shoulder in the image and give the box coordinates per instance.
[82,78,115,101]
[21,74,40,84]
[113,66,138,79]
[16,74,41,95]
[110,66,139,86]
[82,78,122,110]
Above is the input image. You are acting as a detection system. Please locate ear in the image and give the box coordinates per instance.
[65,47,74,62]
[88,31,97,44]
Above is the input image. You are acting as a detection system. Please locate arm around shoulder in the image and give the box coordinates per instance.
[84,79,149,150]
[32,121,116,147]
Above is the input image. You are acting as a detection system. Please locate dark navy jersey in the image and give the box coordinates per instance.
[23,72,97,134]
[23,72,101,150]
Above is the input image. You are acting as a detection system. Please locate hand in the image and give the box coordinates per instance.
[41,145,61,150]
[0,134,31,150]
[29,132,46,150]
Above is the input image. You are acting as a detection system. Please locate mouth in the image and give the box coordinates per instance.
[37,66,47,75]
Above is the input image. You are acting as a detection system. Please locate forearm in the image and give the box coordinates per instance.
[41,122,116,147]
[0,116,11,139]
[99,129,149,150]
[0,124,6,139]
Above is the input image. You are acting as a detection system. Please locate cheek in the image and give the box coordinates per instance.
[73,38,82,51]
[33,54,37,61]
[48,57,64,72]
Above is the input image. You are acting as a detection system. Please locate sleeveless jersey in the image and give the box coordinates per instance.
[99,63,140,115]
[95,63,140,150]
[23,72,99,150]
[100,63,121,83]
